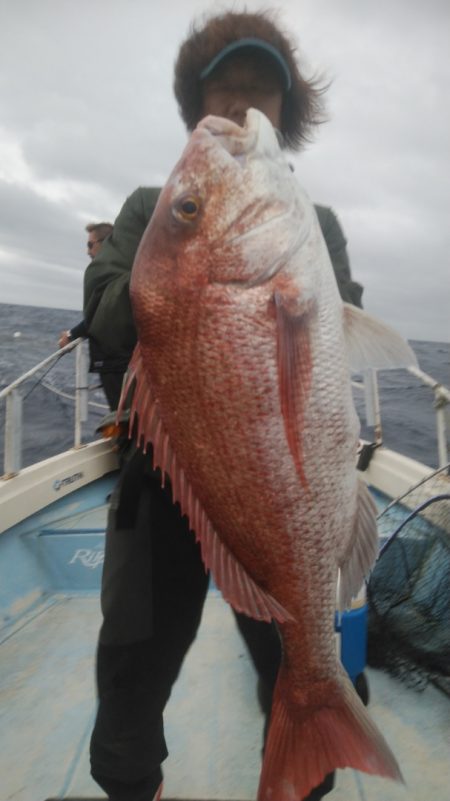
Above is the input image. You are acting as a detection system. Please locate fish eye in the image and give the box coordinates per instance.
[173,194,201,223]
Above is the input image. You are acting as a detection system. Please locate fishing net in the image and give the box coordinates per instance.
[367,464,450,695]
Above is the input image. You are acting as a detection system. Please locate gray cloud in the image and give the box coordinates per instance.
[0,0,448,342]
[0,182,81,266]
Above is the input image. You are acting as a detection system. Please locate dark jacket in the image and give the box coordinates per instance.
[70,320,89,340]
[69,319,124,375]
[84,186,363,364]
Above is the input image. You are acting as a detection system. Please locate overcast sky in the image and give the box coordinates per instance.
[0,0,448,342]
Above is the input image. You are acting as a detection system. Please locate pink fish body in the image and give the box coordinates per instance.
[125,109,417,799]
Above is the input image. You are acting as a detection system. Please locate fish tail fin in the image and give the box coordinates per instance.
[258,665,402,801]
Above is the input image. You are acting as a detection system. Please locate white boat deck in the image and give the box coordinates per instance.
[1,592,448,801]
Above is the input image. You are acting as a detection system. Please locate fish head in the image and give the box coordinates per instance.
[131,108,311,318]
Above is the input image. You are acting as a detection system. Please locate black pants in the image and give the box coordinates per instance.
[90,448,333,800]
[100,372,126,411]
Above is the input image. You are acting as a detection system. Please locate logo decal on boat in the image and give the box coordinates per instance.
[69,548,104,569]
[53,471,84,491]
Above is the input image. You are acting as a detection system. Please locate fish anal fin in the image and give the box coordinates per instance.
[200,523,294,623]
[274,291,314,489]
[120,345,293,624]
[258,666,402,801]
[173,454,293,623]
[343,303,418,372]
[338,476,378,611]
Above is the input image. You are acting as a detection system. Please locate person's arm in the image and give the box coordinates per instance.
[70,320,89,339]
[83,187,160,361]
[315,204,363,308]
[58,319,88,348]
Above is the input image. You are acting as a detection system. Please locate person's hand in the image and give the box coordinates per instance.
[58,330,72,348]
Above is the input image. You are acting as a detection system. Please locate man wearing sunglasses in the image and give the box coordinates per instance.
[58,221,126,410]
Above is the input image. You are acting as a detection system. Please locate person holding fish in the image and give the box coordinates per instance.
[86,10,413,801]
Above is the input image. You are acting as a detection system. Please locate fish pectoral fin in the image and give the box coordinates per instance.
[343,303,418,372]
[274,290,315,489]
[337,476,379,610]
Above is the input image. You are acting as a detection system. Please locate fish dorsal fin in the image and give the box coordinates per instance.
[121,345,293,624]
[343,303,418,372]
[274,291,313,490]
[337,475,379,611]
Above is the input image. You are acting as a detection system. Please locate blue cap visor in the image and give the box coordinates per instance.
[200,37,292,92]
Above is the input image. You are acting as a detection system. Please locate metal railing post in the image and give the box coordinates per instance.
[74,342,89,448]
[435,402,449,469]
[363,368,383,444]
[4,389,23,477]
[408,366,449,470]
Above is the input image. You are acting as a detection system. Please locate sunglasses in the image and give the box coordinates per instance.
[87,237,105,250]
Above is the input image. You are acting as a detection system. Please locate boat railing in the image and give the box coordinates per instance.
[1,341,449,478]
[352,367,450,468]
[0,339,108,478]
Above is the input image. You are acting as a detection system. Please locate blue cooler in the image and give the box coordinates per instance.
[335,587,369,705]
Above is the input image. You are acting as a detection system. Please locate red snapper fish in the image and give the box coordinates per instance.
[124,109,417,799]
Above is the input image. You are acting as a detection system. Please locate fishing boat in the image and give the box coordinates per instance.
[1,338,449,801]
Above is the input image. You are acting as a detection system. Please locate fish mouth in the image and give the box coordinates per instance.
[195,109,310,289]
[197,107,280,162]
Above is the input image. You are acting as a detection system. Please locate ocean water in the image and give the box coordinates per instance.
[0,302,449,471]
[0,303,107,469]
